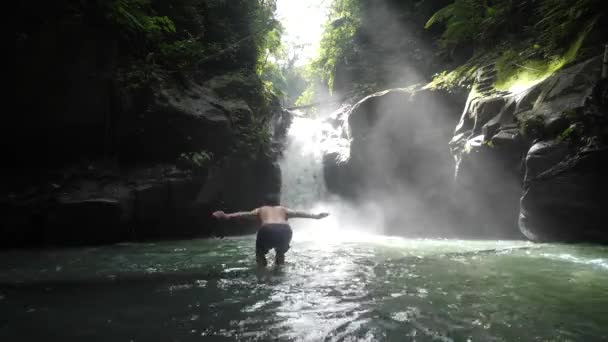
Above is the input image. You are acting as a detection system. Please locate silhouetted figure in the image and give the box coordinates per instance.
[212,205,329,267]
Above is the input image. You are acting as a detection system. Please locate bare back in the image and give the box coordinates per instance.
[256,206,289,224]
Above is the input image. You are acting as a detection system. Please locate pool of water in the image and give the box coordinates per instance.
[1,227,607,341]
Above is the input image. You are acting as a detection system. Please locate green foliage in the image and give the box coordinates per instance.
[557,124,583,142]
[313,0,362,92]
[493,17,597,91]
[252,0,283,78]
[424,0,488,49]
[156,35,206,72]
[295,86,316,107]
[259,61,287,97]
[107,0,283,160]
[426,64,478,91]
[103,0,176,38]
[251,0,310,107]
[426,0,601,53]
[426,0,604,91]
[178,150,213,169]
[233,117,273,159]
[92,0,193,87]
[482,140,495,148]
[534,0,601,57]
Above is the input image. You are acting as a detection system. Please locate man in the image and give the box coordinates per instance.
[212,206,329,267]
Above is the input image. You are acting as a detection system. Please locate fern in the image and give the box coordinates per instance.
[424,4,455,29]
[424,0,488,49]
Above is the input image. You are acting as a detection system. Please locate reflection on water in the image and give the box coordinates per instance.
[1,232,607,341]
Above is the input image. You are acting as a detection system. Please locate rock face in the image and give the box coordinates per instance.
[6,1,290,248]
[450,56,608,242]
[3,73,289,248]
[323,56,607,242]
[519,141,608,242]
[1,147,284,247]
[322,87,469,237]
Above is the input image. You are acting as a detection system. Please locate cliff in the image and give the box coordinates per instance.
[4,0,289,247]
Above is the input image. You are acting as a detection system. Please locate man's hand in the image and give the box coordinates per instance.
[212,211,229,220]
[316,212,330,219]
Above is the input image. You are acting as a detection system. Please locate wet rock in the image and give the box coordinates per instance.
[121,77,247,162]
[450,55,607,242]
[195,157,282,236]
[0,164,204,247]
[322,86,467,236]
[519,142,608,242]
[323,152,357,198]
[45,198,124,246]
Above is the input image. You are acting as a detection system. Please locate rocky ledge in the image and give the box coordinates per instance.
[1,73,290,248]
[451,56,608,242]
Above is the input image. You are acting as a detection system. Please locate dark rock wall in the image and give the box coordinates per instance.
[450,56,608,242]
[5,1,289,247]
[323,56,607,242]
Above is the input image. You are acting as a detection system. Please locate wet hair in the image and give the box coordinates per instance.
[264,193,280,206]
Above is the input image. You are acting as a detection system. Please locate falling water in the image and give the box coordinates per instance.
[279,112,329,209]
[278,105,352,207]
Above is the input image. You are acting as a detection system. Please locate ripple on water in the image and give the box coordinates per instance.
[391,307,420,322]
[0,237,606,341]
[539,253,608,269]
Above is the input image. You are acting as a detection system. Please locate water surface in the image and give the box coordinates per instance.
[1,229,607,341]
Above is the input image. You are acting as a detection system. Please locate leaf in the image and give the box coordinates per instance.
[425,4,455,29]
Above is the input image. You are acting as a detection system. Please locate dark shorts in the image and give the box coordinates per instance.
[256,224,293,256]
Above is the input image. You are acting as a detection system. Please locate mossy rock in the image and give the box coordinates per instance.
[518,115,546,139]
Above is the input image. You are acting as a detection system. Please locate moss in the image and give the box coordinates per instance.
[519,115,546,139]
[557,124,584,142]
[424,0,602,94]
[231,116,273,160]
[493,16,598,92]
[425,64,478,91]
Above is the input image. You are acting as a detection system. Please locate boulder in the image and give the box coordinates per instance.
[519,141,608,242]
[119,76,251,162]
[450,55,608,242]
[322,86,468,236]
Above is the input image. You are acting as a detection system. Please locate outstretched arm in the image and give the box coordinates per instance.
[285,208,329,220]
[212,209,258,220]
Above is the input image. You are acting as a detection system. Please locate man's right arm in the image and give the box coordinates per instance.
[285,208,329,219]
[212,208,259,220]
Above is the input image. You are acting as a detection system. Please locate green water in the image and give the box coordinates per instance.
[1,229,607,341]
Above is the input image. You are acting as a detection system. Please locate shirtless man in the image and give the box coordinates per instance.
[212,206,329,266]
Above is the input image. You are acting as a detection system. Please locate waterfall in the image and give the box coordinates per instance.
[277,108,385,239]
[278,104,354,209]
[279,113,329,210]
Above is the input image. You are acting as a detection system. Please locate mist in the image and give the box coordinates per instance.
[277,0,524,240]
